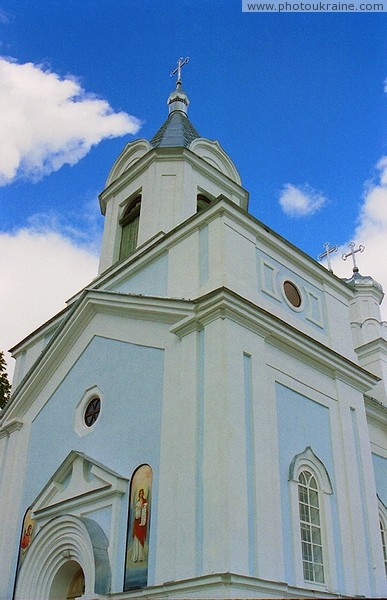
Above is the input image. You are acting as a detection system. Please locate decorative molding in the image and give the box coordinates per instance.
[98,571,346,598]
[365,396,387,428]
[189,138,242,184]
[288,446,333,494]
[171,286,379,392]
[32,451,128,518]
[259,258,281,301]
[14,514,111,599]
[0,419,24,438]
[74,385,104,438]
[104,139,152,190]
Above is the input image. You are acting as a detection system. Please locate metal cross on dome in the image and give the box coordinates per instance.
[318,242,338,273]
[170,57,189,83]
[342,241,365,273]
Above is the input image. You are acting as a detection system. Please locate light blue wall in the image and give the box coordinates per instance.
[372,453,387,507]
[110,253,168,296]
[276,383,344,589]
[21,335,164,589]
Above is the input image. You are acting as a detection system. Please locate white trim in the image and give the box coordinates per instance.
[305,289,324,329]
[378,498,387,577]
[289,447,333,494]
[75,386,104,437]
[14,514,111,599]
[281,278,304,313]
[259,258,281,301]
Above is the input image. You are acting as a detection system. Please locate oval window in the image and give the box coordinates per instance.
[84,397,101,427]
[283,280,302,308]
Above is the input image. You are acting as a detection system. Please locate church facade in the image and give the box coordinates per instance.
[0,71,386,599]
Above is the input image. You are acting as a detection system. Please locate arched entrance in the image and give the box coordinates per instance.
[48,560,85,600]
[15,515,110,599]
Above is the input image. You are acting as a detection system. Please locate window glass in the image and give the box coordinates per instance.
[298,470,325,584]
[284,280,302,308]
[120,196,141,259]
[84,397,101,427]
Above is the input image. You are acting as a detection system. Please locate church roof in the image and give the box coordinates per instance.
[150,110,200,148]
[150,65,200,148]
[343,270,384,296]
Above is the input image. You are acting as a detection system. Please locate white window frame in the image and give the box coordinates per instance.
[378,498,387,577]
[288,446,337,591]
[74,385,103,437]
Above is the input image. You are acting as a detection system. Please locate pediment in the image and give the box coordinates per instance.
[189,138,241,184]
[32,451,128,517]
[104,139,152,188]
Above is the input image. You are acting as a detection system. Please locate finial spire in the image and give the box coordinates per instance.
[170,57,189,86]
[318,242,338,273]
[167,57,190,115]
[342,241,365,273]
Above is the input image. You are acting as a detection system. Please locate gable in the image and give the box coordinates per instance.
[32,451,128,519]
[4,290,193,422]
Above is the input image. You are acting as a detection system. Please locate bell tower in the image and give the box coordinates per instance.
[97,61,248,274]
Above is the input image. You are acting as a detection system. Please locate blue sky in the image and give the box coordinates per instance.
[0,1,386,376]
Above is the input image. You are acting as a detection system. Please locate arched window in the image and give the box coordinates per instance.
[289,446,335,589]
[298,470,324,583]
[378,498,387,577]
[119,195,141,259]
[197,193,212,212]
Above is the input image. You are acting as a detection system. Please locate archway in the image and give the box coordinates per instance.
[15,515,110,599]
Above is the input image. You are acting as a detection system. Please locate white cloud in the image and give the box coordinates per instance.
[0,57,141,185]
[279,183,327,217]
[329,157,387,321]
[25,195,104,253]
[0,227,99,381]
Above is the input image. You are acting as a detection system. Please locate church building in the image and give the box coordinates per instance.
[0,63,386,599]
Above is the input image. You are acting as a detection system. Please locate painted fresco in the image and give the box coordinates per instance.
[19,509,35,563]
[14,507,36,592]
[124,464,152,590]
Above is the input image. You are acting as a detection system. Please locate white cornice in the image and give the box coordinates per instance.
[355,336,387,357]
[9,307,70,357]
[365,395,387,428]
[73,198,353,307]
[99,146,249,211]
[171,287,378,392]
[0,418,23,437]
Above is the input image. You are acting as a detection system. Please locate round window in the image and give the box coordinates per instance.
[84,397,101,427]
[283,280,302,308]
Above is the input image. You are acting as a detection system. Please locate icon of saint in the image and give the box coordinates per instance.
[131,488,148,562]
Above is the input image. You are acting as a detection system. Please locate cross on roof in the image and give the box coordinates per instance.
[170,57,189,83]
[342,241,365,273]
[318,242,338,273]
